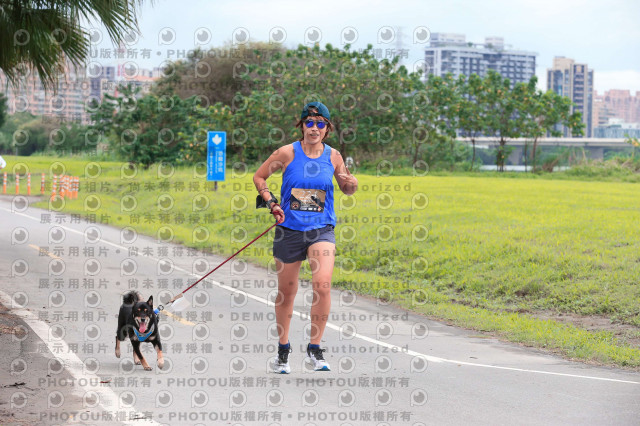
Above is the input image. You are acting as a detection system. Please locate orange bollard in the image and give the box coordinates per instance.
[15,174,19,195]
[51,175,58,200]
[74,176,79,199]
[41,173,45,195]
[2,172,6,194]
[60,175,66,199]
[27,173,31,196]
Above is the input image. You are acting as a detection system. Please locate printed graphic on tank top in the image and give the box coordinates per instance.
[290,188,326,212]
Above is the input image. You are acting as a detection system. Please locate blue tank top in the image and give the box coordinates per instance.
[280,141,336,231]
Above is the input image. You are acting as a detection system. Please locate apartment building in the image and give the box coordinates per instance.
[424,33,537,85]
[1,63,92,124]
[547,57,594,137]
[1,62,157,125]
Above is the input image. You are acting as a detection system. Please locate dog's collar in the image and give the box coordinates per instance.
[133,323,155,342]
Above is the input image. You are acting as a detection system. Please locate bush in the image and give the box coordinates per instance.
[565,157,640,180]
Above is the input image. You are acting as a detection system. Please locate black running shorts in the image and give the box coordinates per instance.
[273,225,336,263]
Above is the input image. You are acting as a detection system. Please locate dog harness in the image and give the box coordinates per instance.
[133,324,155,342]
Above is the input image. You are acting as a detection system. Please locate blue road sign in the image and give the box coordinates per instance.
[207,131,226,181]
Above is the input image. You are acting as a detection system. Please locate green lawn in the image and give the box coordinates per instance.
[3,154,640,367]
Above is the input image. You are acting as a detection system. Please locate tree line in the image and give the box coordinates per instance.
[2,43,584,172]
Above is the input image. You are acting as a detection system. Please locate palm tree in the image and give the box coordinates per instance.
[0,0,145,90]
[0,93,7,128]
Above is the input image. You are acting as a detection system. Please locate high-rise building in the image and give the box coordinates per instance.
[0,62,92,124]
[1,63,157,125]
[592,90,640,138]
[88,64,117,100]
[547,57,594,137]
[593,94,616,129]
[424,33,537,85]
[595,90,640,124]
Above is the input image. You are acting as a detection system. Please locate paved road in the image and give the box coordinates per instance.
[1,195,639,425]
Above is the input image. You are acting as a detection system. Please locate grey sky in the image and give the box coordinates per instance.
[92,0,640,93]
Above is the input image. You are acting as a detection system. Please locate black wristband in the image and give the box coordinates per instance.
[256,192,279,209]
[266,198,276,210]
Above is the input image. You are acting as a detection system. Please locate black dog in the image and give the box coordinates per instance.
[115,291,163,370]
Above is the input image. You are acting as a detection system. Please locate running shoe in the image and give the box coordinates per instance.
[305,343,330,371]
[272,345,292,374]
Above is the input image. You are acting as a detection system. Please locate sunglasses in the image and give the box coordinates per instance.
[304,119,327,129]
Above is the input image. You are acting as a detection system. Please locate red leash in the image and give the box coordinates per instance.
[168,221,278,304]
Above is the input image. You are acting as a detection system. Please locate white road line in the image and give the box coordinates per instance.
[0,290,162,426]
[3,205,640,385]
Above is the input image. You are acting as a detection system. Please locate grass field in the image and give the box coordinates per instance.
[3,154,640,367]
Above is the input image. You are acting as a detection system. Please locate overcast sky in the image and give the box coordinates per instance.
[91,0,640,94]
